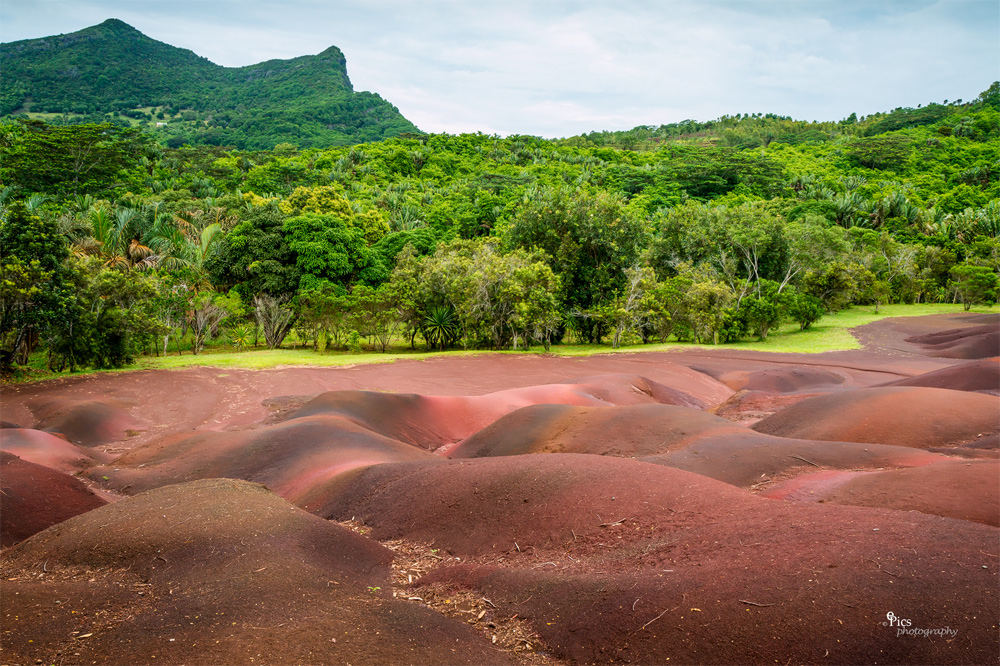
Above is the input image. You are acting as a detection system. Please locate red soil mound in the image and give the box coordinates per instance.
[83,414,437,505]
[0,427,109,472]
[752,386,999,448]
[0,451,107,546]
[290,374,704,451]
[32,398,139,447]
[764,460,1000,526]
[312,454,761,557]
[879,357,1000,393]
[0,479,512,666]
[906,321,1000,359]
[448,403,759,459]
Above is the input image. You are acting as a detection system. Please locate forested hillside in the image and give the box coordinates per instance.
[0,19,419,149]
[1,82,997,373]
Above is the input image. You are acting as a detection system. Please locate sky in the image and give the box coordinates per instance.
[2,0,998,138]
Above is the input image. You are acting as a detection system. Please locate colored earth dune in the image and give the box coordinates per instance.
[1,312,997,665]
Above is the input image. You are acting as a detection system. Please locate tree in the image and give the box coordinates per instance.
[786,291,825,330]
[0,201,71,367]
[599,265,660,348]
[422,305,459,351]
[189,293,231,354]
[282,212,382,291]
[1,121,147,195]
[949,264,999,310]
[207,203,301,303]
[50,263,167,369]
[351,284,399,353]
[800,262,860,313]
[255,294,295,349]
[645,275,692,342]
[681,267,734,345]
[505,188,646,343]
[742,280,787,340]
[976,81,1000,111]
[845,136,912,171]
[295,283,351,350]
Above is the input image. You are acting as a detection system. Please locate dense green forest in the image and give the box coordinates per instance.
[1,82,998,373]
[0,19,418,149]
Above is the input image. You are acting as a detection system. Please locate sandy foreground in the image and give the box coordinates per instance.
[1,312,997,665]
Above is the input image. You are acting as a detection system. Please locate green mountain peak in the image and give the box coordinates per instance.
[0,20,418,149]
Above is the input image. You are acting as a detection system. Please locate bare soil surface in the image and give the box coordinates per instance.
[0,452,107,546]
[1,312,998,665]
[751,386,999,448]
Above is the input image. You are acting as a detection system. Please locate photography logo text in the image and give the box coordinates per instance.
[882,612,958,638]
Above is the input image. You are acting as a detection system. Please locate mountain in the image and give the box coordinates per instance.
[0,19,420,149]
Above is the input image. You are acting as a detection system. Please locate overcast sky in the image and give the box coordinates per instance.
[2,1,997,137]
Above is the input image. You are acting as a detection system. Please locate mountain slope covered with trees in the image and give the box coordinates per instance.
[0,19,419,149]
[1,79,998,374]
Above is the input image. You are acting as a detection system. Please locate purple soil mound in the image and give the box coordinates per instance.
[906,321,1000,359]
[313,454,760,557]
[290,374,704,452]
[32,398,139,447]
[764,460,1000,526]
[0,428,109,472]
[752,386,999,448]
[83,414,437,505]
[1,479,512,666]
[449,403,752,459]
[879,357,1000,393]
[0,451,107,546]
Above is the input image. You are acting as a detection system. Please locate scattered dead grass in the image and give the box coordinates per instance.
[337,519,564,666]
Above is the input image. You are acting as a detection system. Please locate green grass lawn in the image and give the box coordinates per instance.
[5,303,997,384]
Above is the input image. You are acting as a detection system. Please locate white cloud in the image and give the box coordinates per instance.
[2,0,997,137]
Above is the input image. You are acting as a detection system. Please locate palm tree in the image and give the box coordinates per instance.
[422,306,459,350]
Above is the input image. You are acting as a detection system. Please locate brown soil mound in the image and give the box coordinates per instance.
[312,454,762,557]
[713,366,846,393]
[418,530,996,666]
[448,403,763,459]
[879,357,1000,393]
[711,389,822,423]
[290,374,703,452]
[752,386,999,448]
[0,479,513,666]
[0,427,109,472]
[32,398,139,447]
[82,414,437,505]
[447,404,951,490]
[0,451,107,546]
[377,454,999,665]
[906,321,1000,359]
[764,460,1000,526]
[640,436,950,488]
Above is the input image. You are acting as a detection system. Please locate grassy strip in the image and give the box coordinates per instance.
[4,303,996,384]
[546,303,997,357]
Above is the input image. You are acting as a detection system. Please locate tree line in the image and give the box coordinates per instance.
[1,84,998,373]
